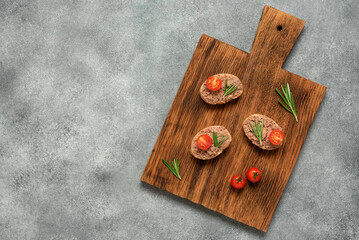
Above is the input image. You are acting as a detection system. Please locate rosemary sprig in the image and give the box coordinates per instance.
[249,119,264,145]
[275,83,298,122]
[213,131,229,148]
[223,79,237,97]
[213,131,218,147]
[162,158,181,180]
[218,135,229,147]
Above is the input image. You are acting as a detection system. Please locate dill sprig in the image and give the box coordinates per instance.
[275,83,298,122]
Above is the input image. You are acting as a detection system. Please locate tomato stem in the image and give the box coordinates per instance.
[236,175,244,184]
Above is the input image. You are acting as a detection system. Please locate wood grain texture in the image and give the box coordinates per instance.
[141,6,326,232]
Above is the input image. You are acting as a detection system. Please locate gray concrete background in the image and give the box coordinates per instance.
[0,0,358,239]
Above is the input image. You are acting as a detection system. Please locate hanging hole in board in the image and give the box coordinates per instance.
[277,25,283,31]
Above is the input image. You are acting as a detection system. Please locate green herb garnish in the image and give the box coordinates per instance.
[223,79,237,97]
[213,131,229,148]
[249,119,264,145]
[275,83,298,122]
[162,158,181,180]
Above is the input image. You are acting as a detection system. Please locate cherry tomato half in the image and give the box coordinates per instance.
[231,174,246,189]
[206,76,222,91]
[246,167,261,183]
[269,129,284,145]
[197,134,212,150]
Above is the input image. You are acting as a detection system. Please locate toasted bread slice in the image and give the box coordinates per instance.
[200,74,243,105]
[242,114,283,150]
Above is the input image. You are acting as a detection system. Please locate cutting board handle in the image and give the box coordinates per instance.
[249,6,306,68]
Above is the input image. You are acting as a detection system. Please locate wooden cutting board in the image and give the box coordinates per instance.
[141,6,326,232]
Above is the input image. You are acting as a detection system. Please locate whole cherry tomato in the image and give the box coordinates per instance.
[246,167,262,183]
[231,174,246,189]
